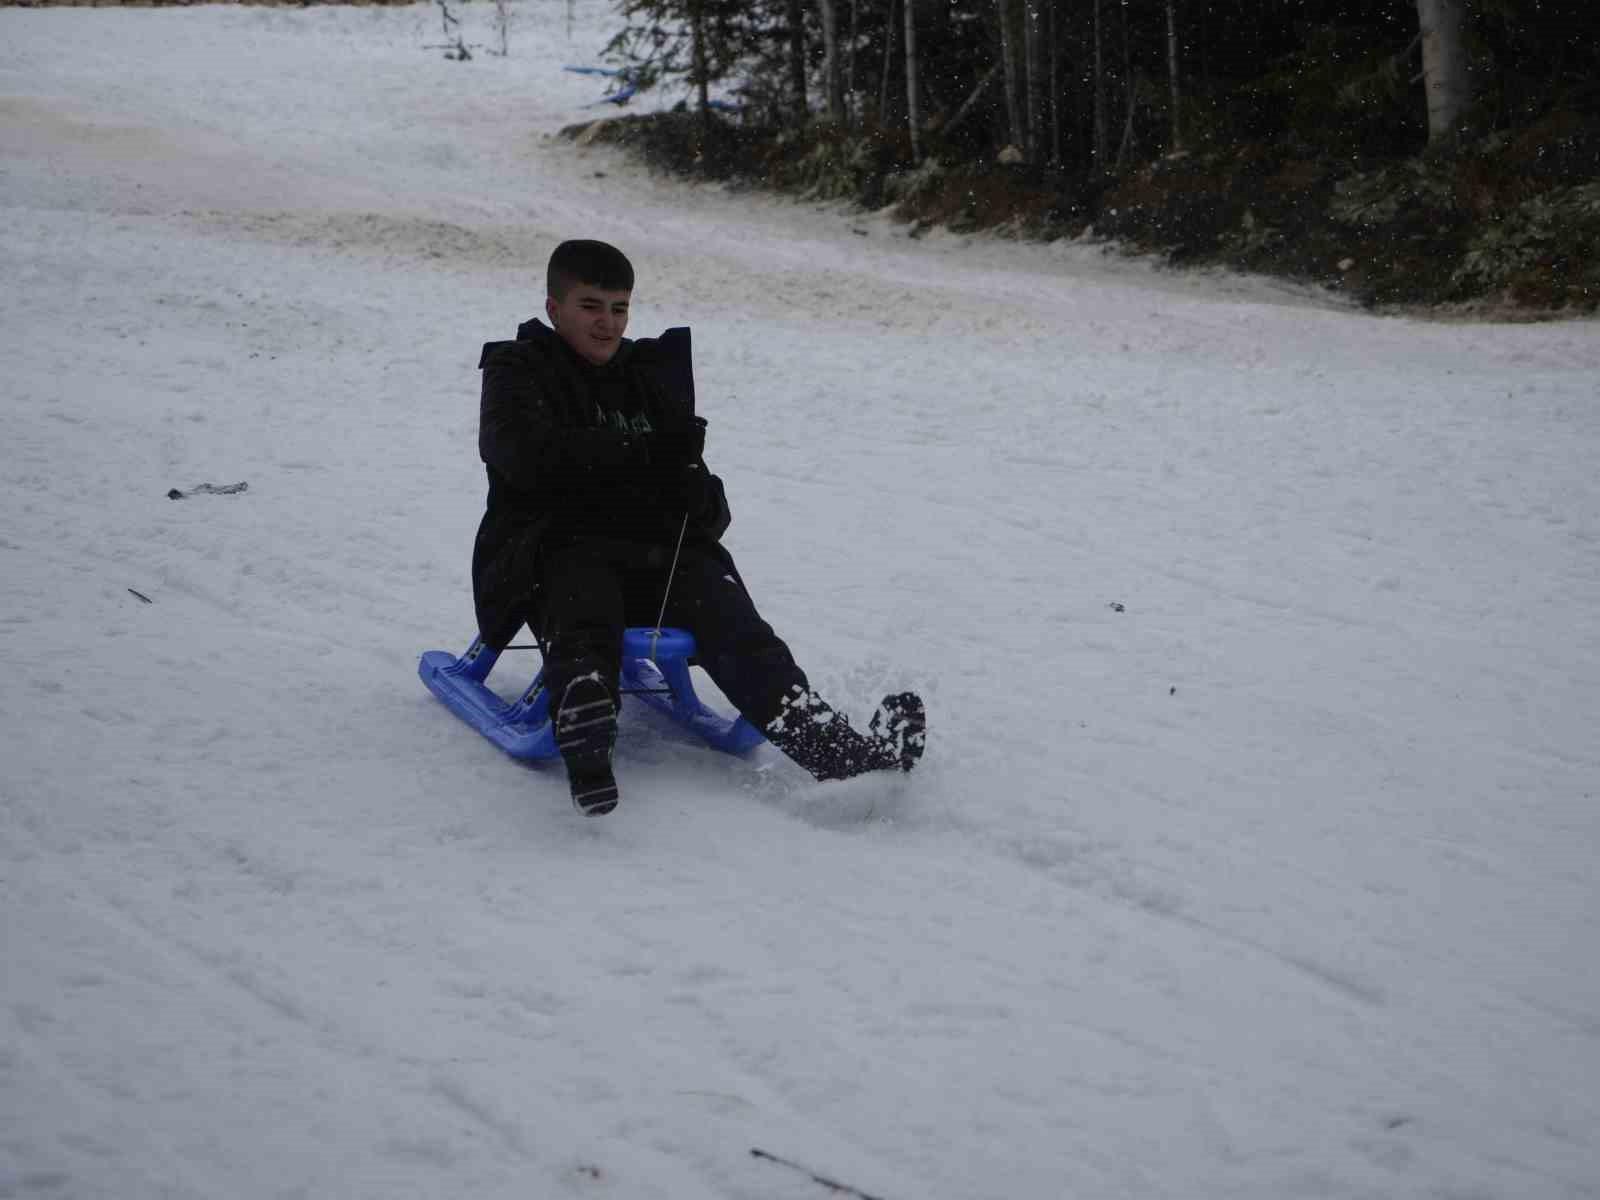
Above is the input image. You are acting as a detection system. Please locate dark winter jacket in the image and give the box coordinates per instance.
[471,318,733,648]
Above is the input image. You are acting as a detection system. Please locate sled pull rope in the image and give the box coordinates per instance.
[650,510,692,664]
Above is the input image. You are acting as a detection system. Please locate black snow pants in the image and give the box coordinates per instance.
[536,537,898,780]
[537,537,803,732]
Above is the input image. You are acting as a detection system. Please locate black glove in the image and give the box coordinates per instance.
[660,462,713,518]
[650,416,707,472]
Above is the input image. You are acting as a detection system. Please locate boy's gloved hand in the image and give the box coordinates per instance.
[660,462,713,518]
[650,416,707,470]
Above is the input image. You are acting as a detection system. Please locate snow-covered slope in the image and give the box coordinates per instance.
[3,5,1598,1197]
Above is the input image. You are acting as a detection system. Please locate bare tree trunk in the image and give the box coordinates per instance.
[1093,0,1108,167]
[818,0,847,123]
[846,0,860,121]
[905,0,922,160]
[879,0,899,125]
[1023,0,1046,163]
[996,0,1025,154]
[787,0,808,124]
[1165,0,1182,152]
[691,0,711,143]
[1049,0,1062,165]
[1114,0,1135,170]
[1416,0,1470,145]
[946,62,1001,136]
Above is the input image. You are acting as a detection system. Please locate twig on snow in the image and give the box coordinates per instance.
[167,481,248,500]
[749,1148,888,1200]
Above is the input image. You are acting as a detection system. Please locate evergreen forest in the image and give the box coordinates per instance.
[581,0,1600,312]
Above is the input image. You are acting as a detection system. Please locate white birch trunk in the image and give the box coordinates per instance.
[1417,0,1470,145]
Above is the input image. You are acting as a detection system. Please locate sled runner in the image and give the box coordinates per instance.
[418,627,766,761]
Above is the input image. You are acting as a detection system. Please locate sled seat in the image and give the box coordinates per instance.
[418,627,766,761]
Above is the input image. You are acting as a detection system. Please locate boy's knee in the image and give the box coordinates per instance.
[545,630,622,703]
[707,636,803,723]
[712,636,791,674]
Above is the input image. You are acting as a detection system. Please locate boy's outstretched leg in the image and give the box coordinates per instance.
[764,684,925,781]
[659,547,927,784]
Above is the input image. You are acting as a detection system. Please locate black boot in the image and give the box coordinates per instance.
[555,673,619,815]
[763,685,926,782]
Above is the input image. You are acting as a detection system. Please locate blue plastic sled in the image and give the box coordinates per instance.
[418,627,766,761]
[588,83,638,107]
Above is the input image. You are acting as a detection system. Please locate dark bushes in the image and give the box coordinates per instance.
[567,105,1600,314]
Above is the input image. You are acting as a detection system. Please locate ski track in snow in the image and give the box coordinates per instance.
[2,4,1599,1198]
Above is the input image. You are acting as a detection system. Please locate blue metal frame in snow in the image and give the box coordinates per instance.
[418,627,766,761]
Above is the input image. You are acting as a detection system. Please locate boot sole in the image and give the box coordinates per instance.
[556,678,619,816]
[873,692,926,773]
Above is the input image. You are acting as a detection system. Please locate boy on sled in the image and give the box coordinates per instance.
[471,240,925,814]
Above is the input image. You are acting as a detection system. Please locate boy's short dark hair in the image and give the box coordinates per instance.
[547,240,634,300]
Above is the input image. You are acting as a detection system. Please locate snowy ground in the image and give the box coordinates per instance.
[3,4,1599,1198]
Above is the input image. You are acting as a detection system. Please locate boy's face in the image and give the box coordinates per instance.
[546,283,631,366]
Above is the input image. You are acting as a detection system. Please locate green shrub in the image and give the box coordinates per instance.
[1453,182,1600,304]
